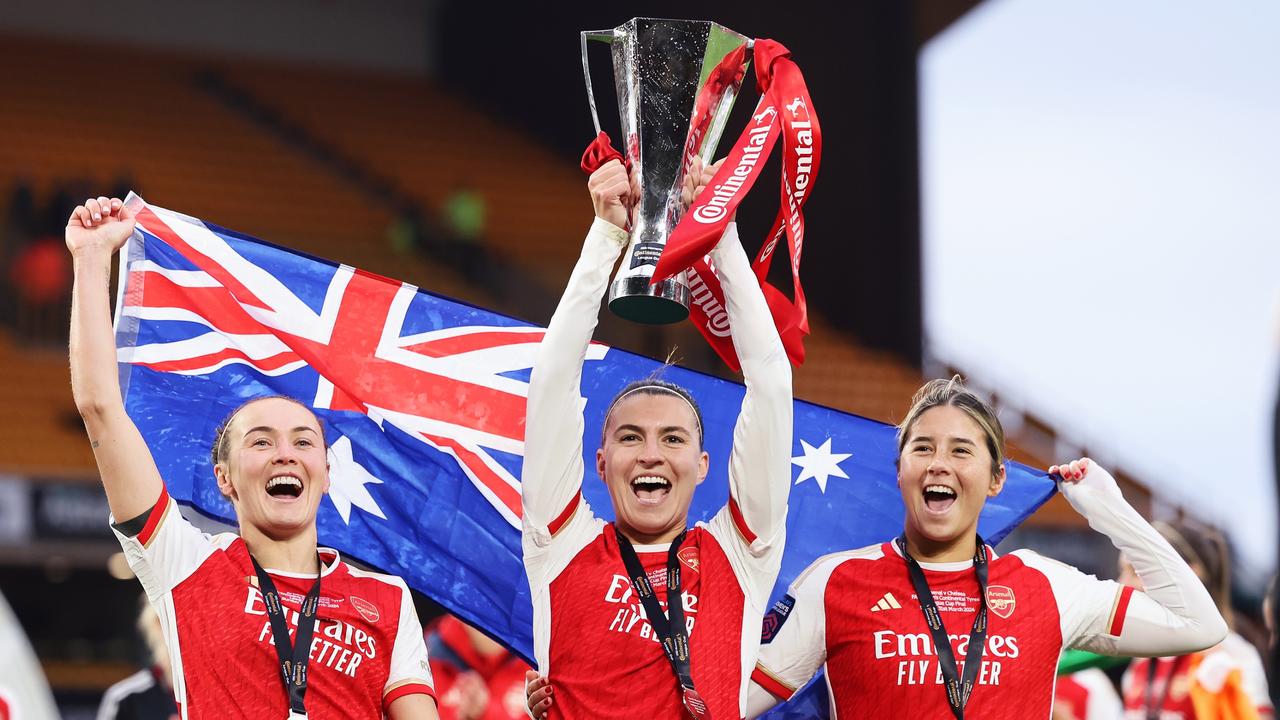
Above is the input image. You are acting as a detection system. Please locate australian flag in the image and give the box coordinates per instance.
[113,196,1055,718]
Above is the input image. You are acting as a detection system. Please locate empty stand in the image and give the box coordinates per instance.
[0,34,491,473]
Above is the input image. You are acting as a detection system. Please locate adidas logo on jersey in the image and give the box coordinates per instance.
[870,592,902,612]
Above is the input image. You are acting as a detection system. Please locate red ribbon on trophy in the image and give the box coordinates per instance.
[654,39,820,371]
[581,131,625,174]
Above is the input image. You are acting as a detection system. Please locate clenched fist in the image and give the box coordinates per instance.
[587,160,633,230]
[65,196,135,259]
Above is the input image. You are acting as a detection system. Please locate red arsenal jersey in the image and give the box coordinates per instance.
[530,518,768,720]
[753,542,1135,719]
[112,487,435,719]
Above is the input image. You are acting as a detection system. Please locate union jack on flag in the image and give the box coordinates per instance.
[114,196,1054,715]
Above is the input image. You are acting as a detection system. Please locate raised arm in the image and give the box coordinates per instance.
[1053,458,1228,656]
[712,225,793,549]
[521,162,629,539]
[67,196,166,522]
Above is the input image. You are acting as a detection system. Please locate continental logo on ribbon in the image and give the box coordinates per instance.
[691,121,774,224]
[985,585,1016,619]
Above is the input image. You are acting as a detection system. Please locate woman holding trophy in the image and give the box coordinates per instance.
[519,153,792,720]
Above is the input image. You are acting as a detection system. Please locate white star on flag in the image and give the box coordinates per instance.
[326,435,388,524]
[792,438,853,493]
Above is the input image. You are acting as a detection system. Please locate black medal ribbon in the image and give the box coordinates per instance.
[896,535,990,720]
[252,554,322,718]
[613,526,711,720]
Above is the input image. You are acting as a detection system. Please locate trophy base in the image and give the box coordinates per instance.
[607,275,690,325]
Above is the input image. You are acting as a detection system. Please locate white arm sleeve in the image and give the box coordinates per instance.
[520,218,626,545]
[1055,463,1227,656]
[384,578,434,698]
[745,681,782,719]
[708,222,793,555]
[750,552,855,715]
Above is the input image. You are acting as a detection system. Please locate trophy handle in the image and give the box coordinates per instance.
[580,29,616,135]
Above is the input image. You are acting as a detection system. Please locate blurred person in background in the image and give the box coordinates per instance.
[1265,576,1276,645]
[426,615,530,720]
[96,597,177,720]
[1119,520,1272,719]
[1054,666,1124,720]
[67,196,440,719]
[0,587,59,720]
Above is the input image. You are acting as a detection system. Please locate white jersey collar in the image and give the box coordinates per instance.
[261,546,341,578]
[888,538,996,572]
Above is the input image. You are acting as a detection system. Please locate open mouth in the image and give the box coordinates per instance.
[266,475,303,499]
[923,484,956,513]
[630,475,672,506]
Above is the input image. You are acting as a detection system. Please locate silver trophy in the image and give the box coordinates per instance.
[582,18,751,324]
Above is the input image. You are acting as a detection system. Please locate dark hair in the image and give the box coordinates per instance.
[210,395,326,468]
[602,377,704,448]
[1153,519,1233,624]
[897,376,1006,477]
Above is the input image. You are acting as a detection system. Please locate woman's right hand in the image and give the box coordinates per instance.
[524,670,552,719]
[587,160,632,230]
[66,196,135,258]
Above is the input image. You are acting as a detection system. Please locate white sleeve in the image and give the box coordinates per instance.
[745,681,782,719]
[703,223,793,622]
[384,579,435,701]
[521,220,620,676]
[707,222,792,554]
[1046,463,1226,656]
[750,553,847,712]
[109,487,217,601]
[520,218,625,545]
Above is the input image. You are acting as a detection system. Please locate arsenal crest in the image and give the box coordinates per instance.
[985,585,1016,619]
[350,595,381,623]
[678,546,700,574]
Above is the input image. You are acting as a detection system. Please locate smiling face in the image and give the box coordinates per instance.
[213,398,330,541]
[596,392,708,545]
[898,404,1005,562]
